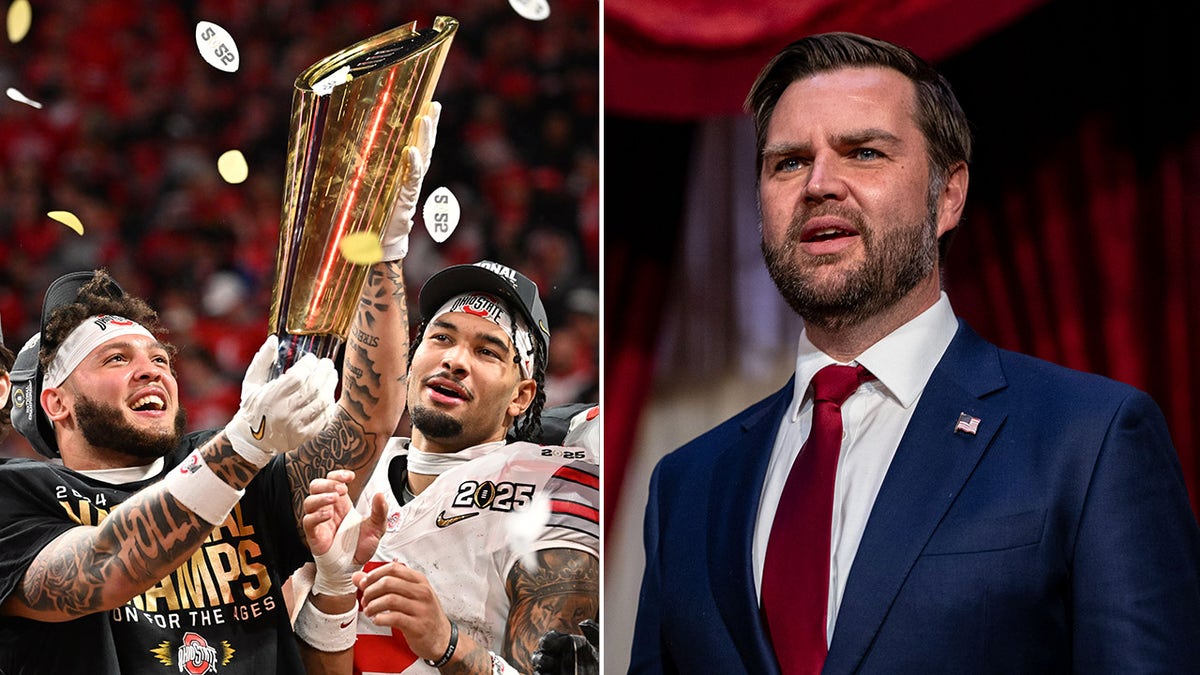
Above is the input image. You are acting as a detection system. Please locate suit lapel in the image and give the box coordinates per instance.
[707,379,792,675]
[824,324,1008,675]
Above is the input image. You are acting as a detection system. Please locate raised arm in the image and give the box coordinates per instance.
[1,345,336,622]
[284,103,442,526]
[284,260,409,528]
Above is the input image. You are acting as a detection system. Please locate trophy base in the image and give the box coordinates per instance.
[270,333,345,379]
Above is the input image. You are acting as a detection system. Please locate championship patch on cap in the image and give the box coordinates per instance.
[433,292,536,378]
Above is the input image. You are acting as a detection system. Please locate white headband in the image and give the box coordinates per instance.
[434,293,536,378]
[43,315,156,389]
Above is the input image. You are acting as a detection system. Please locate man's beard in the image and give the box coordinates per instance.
[410,405,464,439]
[74,393,186,459]
[762,197,939,331]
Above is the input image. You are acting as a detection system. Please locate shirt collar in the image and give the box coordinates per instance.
[790,292,959,420]
[77,457,167,485]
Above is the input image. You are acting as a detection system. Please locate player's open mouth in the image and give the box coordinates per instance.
[129,393,166,411]
[432,384,464,399]
[426,376,470,402]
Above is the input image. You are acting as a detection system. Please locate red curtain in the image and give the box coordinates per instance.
[604,0,1200,524]
[949,119,1200,513]
[605,0,1050,118]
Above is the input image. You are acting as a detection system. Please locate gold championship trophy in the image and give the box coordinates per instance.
[268,16,458,373]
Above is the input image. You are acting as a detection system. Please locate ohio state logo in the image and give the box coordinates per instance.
[92,314,136,330]
[177,632,219,674]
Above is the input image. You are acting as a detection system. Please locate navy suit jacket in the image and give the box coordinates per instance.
[629,322,1200,673]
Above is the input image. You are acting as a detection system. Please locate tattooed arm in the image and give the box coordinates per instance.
[0,339,336,622]
[0,435,264,622]
[285,261,409,536]
[285,102,438,527]
[501,548,600,673]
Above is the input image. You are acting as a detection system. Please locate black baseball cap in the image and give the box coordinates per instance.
[418,260,551,355]
[10,270,126,458]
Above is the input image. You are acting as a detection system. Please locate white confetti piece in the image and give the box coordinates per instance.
[506,491,551,571]
[195,21,239,72]
[509,0,550,21]
[311,65,352,96]
[423,186,460,243]
[6,87,41,109]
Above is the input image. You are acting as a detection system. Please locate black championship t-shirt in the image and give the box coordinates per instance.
[0,430,310,674]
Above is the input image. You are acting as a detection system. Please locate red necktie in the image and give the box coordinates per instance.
[762,364,873,674]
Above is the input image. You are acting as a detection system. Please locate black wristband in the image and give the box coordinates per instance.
[424,619,458,669]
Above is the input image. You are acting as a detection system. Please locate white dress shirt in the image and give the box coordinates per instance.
[753,292,959,644]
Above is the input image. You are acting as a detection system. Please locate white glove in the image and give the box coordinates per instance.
[380,100,441,260]
[225,336,338,468]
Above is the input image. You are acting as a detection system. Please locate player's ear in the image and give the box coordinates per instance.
[508,378,536,418]
[42,386,71,422]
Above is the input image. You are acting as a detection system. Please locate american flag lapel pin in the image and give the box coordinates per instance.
[955,412,981,435]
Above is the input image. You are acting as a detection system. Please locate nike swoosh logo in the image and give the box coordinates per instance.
[339,619,354,628]
[250,415,267,441]
[435,510,480,528]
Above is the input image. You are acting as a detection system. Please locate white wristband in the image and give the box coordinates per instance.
[162,450,244,525]
[294,599,358,652]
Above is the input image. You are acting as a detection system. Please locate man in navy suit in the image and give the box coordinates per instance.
[629,32,1200,674]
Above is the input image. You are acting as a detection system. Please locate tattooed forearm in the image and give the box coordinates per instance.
[439,638,496,675]
[341,338,383,422]
[287,406,378,536]
[16,484,210,618]
[203,433,262,489]
[283,262,408,543]
[504,549,600,672]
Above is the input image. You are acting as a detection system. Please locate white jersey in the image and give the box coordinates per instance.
[353,439,600,675]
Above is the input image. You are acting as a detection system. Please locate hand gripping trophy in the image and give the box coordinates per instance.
[269,16,458,373]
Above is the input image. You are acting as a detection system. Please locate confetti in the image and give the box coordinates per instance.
[195,20,239,72]
[423,186,460,243]
[6,0,30,44]
[506,491,551,571]
[6,87,41,109]
[311,66,352,96]
[47,211,84,235]
[508,0,550,21]
[217,149,248,184]
[338,232,383,265]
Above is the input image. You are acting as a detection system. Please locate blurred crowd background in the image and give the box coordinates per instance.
[0,0,599,457]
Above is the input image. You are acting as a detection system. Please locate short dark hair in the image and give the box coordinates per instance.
[745,32,972,182]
